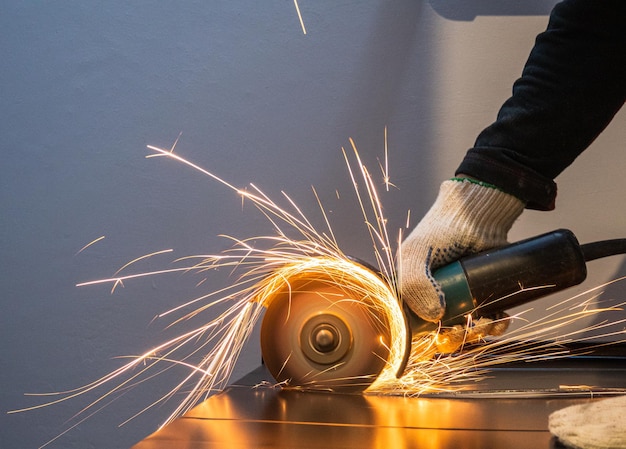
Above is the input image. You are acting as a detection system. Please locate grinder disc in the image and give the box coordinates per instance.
[260,274,392,392]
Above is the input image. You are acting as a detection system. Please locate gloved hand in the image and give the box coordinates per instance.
[399,178,525,322]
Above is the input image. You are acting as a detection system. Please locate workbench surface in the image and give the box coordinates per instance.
[132,350,626,449]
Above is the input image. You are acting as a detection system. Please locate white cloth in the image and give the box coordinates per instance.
[549,395,626,449]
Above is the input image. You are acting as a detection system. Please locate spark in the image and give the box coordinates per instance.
[378,126,396,191]
[371,278,626,396]
[18,138,406,436]
[112,249,174,276]
[76,265,192,288]
[384,126,389,190]
[293,0,306,35]
[14,135,626,446]
[75,235,105,255]
[195,278,208,287]
[107,249,174,293]
[169,131,183,152]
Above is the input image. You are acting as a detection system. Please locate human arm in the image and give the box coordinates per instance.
[458,0,626,211]
[400,0,626,323]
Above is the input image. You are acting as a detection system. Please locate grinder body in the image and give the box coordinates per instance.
[409,229,588,334]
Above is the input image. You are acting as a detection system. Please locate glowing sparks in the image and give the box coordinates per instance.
[293,0,307,35]
[14,135,626,446]
[76,265,192,289]
[107,249,174,293]
[17,139,408,432]
[374,279,626,396]
[378,126,396,192]
[384,126,389,190]
[75,235,105,255]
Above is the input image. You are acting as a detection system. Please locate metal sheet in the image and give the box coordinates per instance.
[132,351,626,449]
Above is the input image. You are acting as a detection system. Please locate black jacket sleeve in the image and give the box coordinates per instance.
[456,0,626,210]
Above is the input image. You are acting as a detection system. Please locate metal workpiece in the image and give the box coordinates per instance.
[132,350,626,449]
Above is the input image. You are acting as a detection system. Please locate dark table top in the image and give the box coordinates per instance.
[132,349,626,449]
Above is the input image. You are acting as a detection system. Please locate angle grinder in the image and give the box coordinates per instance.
[260,229,626,392]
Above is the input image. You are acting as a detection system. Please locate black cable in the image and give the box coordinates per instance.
[580,239,626,262]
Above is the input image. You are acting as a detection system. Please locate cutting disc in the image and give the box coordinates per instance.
[260,273,392,392]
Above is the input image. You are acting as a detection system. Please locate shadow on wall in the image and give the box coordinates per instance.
[429,0,559,21]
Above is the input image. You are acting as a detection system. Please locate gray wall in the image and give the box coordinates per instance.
[2,1,624,448]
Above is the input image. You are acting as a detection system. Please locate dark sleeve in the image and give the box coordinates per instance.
[456,0,626,210]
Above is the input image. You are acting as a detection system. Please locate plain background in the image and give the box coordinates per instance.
[2,1,625,448]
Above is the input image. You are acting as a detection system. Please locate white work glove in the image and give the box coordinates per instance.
[399,178,525,323]
[549,395,626,449]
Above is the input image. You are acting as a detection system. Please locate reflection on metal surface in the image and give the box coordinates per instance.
[133,354,626,449]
